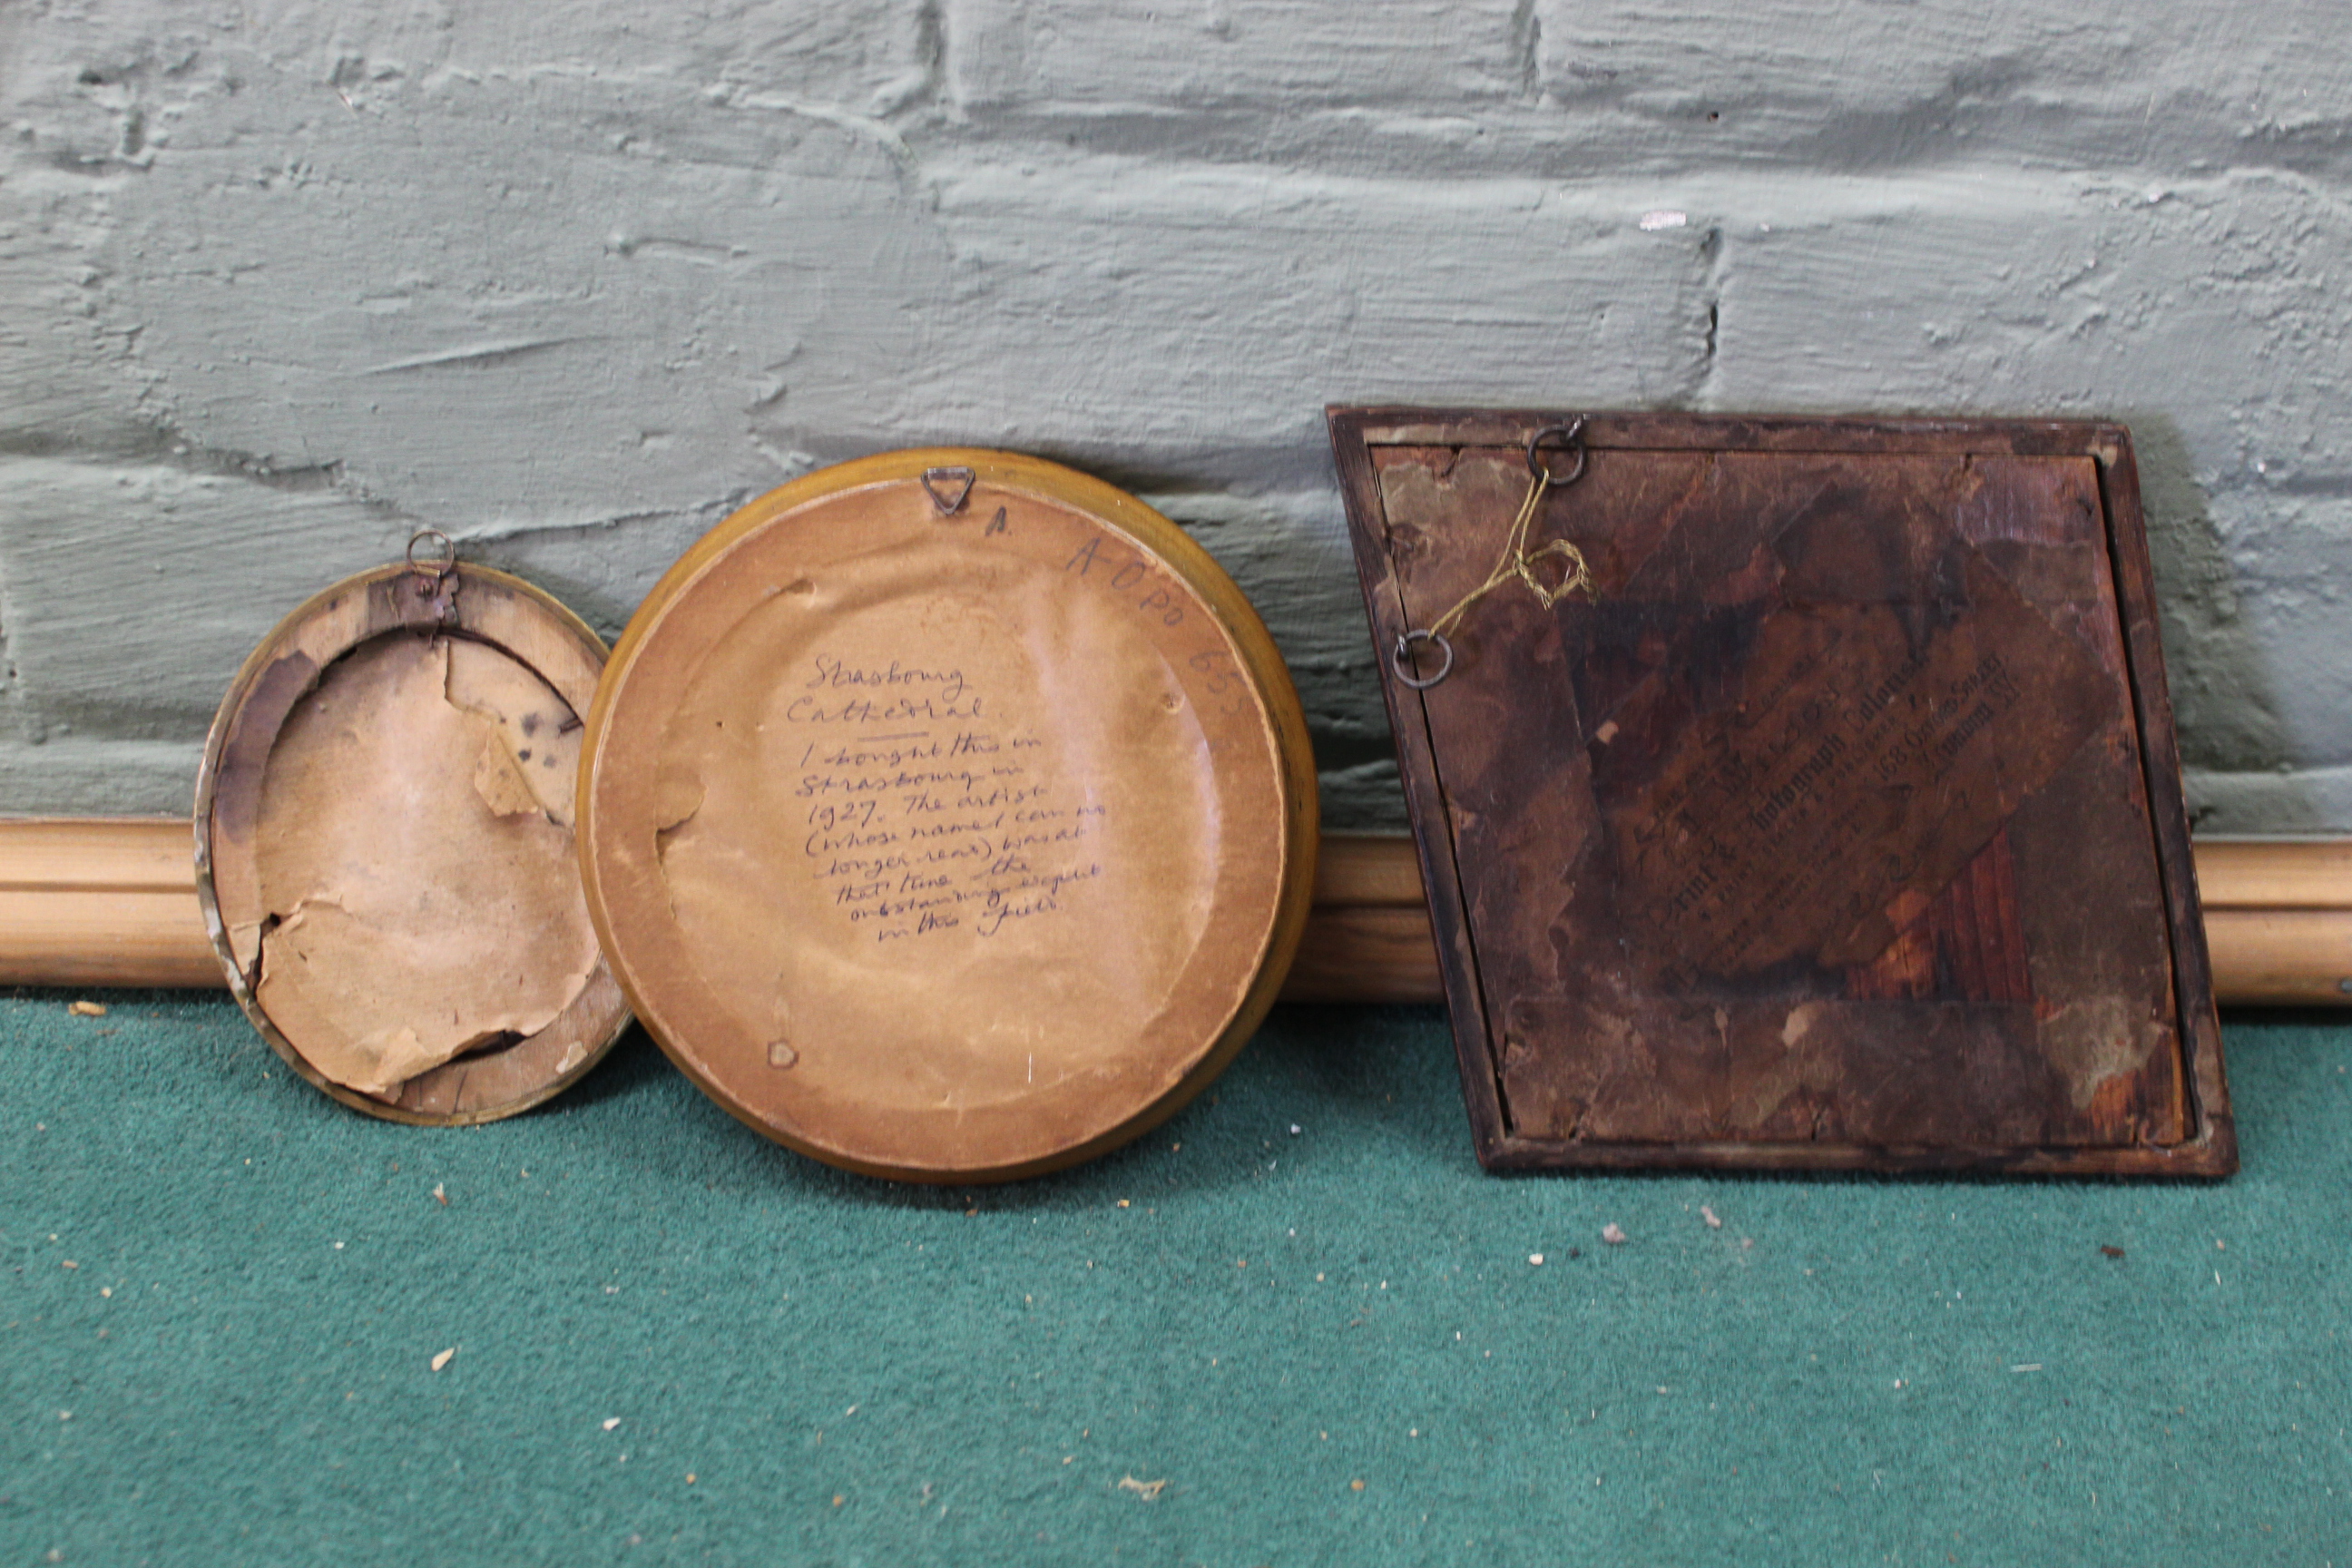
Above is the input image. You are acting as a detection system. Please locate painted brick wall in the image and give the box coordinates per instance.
[2,1,2346,828]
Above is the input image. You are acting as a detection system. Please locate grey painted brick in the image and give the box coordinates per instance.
[1,1,939,128]
[0,737,206,818]
[0,456,400,736]
[2190,766,2352,838]
[23,49,1716,514]
[0,168,149,461]
[1532,0,2350,176]
[1701,169,2352,487]
[950,0,1533,117]
[2170,490,2352,826]
[74,64,939,533]
[949,0,2352,181]
[898,152,1717,475]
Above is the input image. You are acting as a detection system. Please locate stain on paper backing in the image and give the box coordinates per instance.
[1377,446,2186,1151]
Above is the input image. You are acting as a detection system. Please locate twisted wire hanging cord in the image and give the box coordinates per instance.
[1393,420,1596,691]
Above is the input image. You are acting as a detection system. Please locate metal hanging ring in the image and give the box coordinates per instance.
[406,528,457,583]
[1393,629,1454,691]
[920,466,975,516]
[1525,418,1589,487]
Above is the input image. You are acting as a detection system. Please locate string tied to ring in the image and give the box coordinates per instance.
[1392,419,1596,691]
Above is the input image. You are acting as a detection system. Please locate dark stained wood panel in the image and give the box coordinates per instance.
[1330,409,2231,1177]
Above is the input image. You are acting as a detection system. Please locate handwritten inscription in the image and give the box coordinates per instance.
[1608,554,2109,984]
[1065,536,1187,627]
[1060,530,1265,737]
[789,654,1105,943]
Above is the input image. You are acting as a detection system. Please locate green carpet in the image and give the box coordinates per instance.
[3,995,2347,1566]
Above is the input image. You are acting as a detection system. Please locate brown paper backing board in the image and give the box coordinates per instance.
[195,563,633,1124]
[1329,408,2232,1178]
[578,449,1318,1184]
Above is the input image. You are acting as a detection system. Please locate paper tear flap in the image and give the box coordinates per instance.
[249,634,601,1095]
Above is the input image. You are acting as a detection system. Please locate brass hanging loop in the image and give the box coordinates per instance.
[406,529,456,592]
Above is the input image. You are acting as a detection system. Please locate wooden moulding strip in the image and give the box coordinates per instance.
[0,818,220,989]
[3,818,2350,1005]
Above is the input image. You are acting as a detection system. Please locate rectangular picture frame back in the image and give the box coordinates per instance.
[1329,408,2231,1178]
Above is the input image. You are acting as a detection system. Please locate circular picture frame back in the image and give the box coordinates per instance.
[195,561,633,1125]
[578,448,1318,1182]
